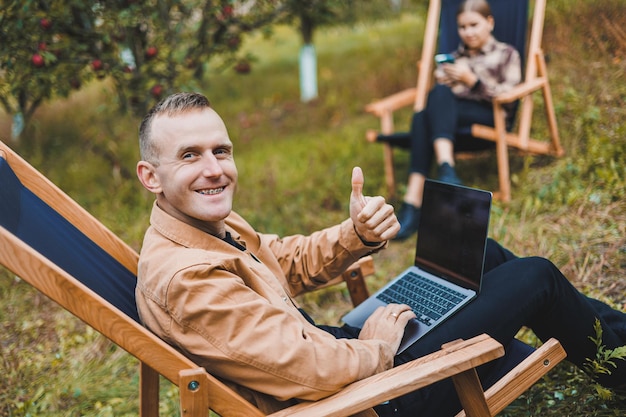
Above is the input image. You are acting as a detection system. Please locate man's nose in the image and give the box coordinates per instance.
[201,154,224,176]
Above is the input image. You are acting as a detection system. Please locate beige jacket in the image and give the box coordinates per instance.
[136,203,393,412]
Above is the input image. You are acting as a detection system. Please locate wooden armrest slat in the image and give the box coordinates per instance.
[269,335,503,417]
[365,88,417,116]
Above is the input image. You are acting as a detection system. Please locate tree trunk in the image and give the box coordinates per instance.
[299,43,318,102]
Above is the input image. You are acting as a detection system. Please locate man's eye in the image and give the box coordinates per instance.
[182,152,195,159]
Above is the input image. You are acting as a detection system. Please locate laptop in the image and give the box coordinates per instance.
[342,179,492,353]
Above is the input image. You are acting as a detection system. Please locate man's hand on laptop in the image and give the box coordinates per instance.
[359,304,416,353]
[350,167,400,243]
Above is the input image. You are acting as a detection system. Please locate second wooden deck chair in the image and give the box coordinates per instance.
[0,139,566,416]
[365,0,564,202]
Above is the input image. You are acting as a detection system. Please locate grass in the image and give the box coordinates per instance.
[1,0,625,415]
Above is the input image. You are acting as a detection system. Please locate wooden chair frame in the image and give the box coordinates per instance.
[365,0,564,202]
[0,140,566,416]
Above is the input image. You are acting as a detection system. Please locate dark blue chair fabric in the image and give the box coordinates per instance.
[0,157,140,322]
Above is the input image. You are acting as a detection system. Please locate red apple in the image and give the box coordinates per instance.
[234,61,251,74]
[31,53,45,67]
[145,46,158,59]
[223,5,234,18]
[217,5,234,22]
[40,18,52,30]
[38,42,47,51]
[150,84,163,98]
[91,59,103,71]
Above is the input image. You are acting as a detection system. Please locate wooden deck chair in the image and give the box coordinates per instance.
[0,139,566,417]
[365,0,564,202]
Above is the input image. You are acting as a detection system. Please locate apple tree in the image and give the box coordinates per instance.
[0,0,286,139]
[0,1,102,139]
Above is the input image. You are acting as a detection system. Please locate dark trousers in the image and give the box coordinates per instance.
[319,239,626,416]
[409,84,495,176]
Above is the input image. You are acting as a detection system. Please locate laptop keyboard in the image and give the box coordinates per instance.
[376,271,468,326]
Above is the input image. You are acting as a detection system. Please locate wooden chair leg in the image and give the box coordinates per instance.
[493,105,511,203]
[140,362,160,417]
[536,52,564,157]
[383,143,397,201]
[179,368,210,417]
[377,109,398,200]
[451,369,491,417]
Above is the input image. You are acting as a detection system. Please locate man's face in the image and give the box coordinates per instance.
[139,107,238,235]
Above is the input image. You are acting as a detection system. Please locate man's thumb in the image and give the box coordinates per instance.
[351,167,366,205]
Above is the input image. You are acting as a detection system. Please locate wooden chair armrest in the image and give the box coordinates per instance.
[268,334,504,417]
[365,88,417,117]
[314,256,375,307]
[454,338,566,417]
[493,77,546,104]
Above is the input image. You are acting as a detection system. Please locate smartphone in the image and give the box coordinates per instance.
[435,53,455,65]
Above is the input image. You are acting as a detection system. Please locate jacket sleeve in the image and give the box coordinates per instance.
[259,218,386,297]
[163,259,395,402]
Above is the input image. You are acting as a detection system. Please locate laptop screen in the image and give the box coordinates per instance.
[414,180,492,291]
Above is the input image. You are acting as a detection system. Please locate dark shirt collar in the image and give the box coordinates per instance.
[223,231,246,251]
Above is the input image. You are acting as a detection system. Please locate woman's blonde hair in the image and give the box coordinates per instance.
[457,0,492,19]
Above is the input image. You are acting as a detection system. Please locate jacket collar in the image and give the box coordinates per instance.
[149,201,247,251]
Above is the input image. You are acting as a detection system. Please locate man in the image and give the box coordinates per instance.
[136,92,625,416]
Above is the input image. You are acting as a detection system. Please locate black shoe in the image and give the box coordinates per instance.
[394,202,421,241]
[438,162,462,185]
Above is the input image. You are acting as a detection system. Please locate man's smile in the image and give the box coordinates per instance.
[196,186,225,195]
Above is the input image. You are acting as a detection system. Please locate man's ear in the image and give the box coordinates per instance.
[137,161,162,194]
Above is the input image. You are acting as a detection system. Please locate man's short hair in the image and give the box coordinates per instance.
[139,92,211,165]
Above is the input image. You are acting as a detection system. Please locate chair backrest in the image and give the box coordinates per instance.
[438,0,529,71]
[0,155,140,321]
[0,141,264,417]
[415,0,546,113]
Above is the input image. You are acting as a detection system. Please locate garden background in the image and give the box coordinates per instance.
[1,0,625,415]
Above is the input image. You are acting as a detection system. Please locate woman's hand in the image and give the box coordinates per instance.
[435,66,454,86]
[442,61,478,87]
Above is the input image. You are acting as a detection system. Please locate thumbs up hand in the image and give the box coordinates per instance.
[350,167,400,243]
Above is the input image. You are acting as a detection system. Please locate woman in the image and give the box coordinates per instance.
[396,0,522,240]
